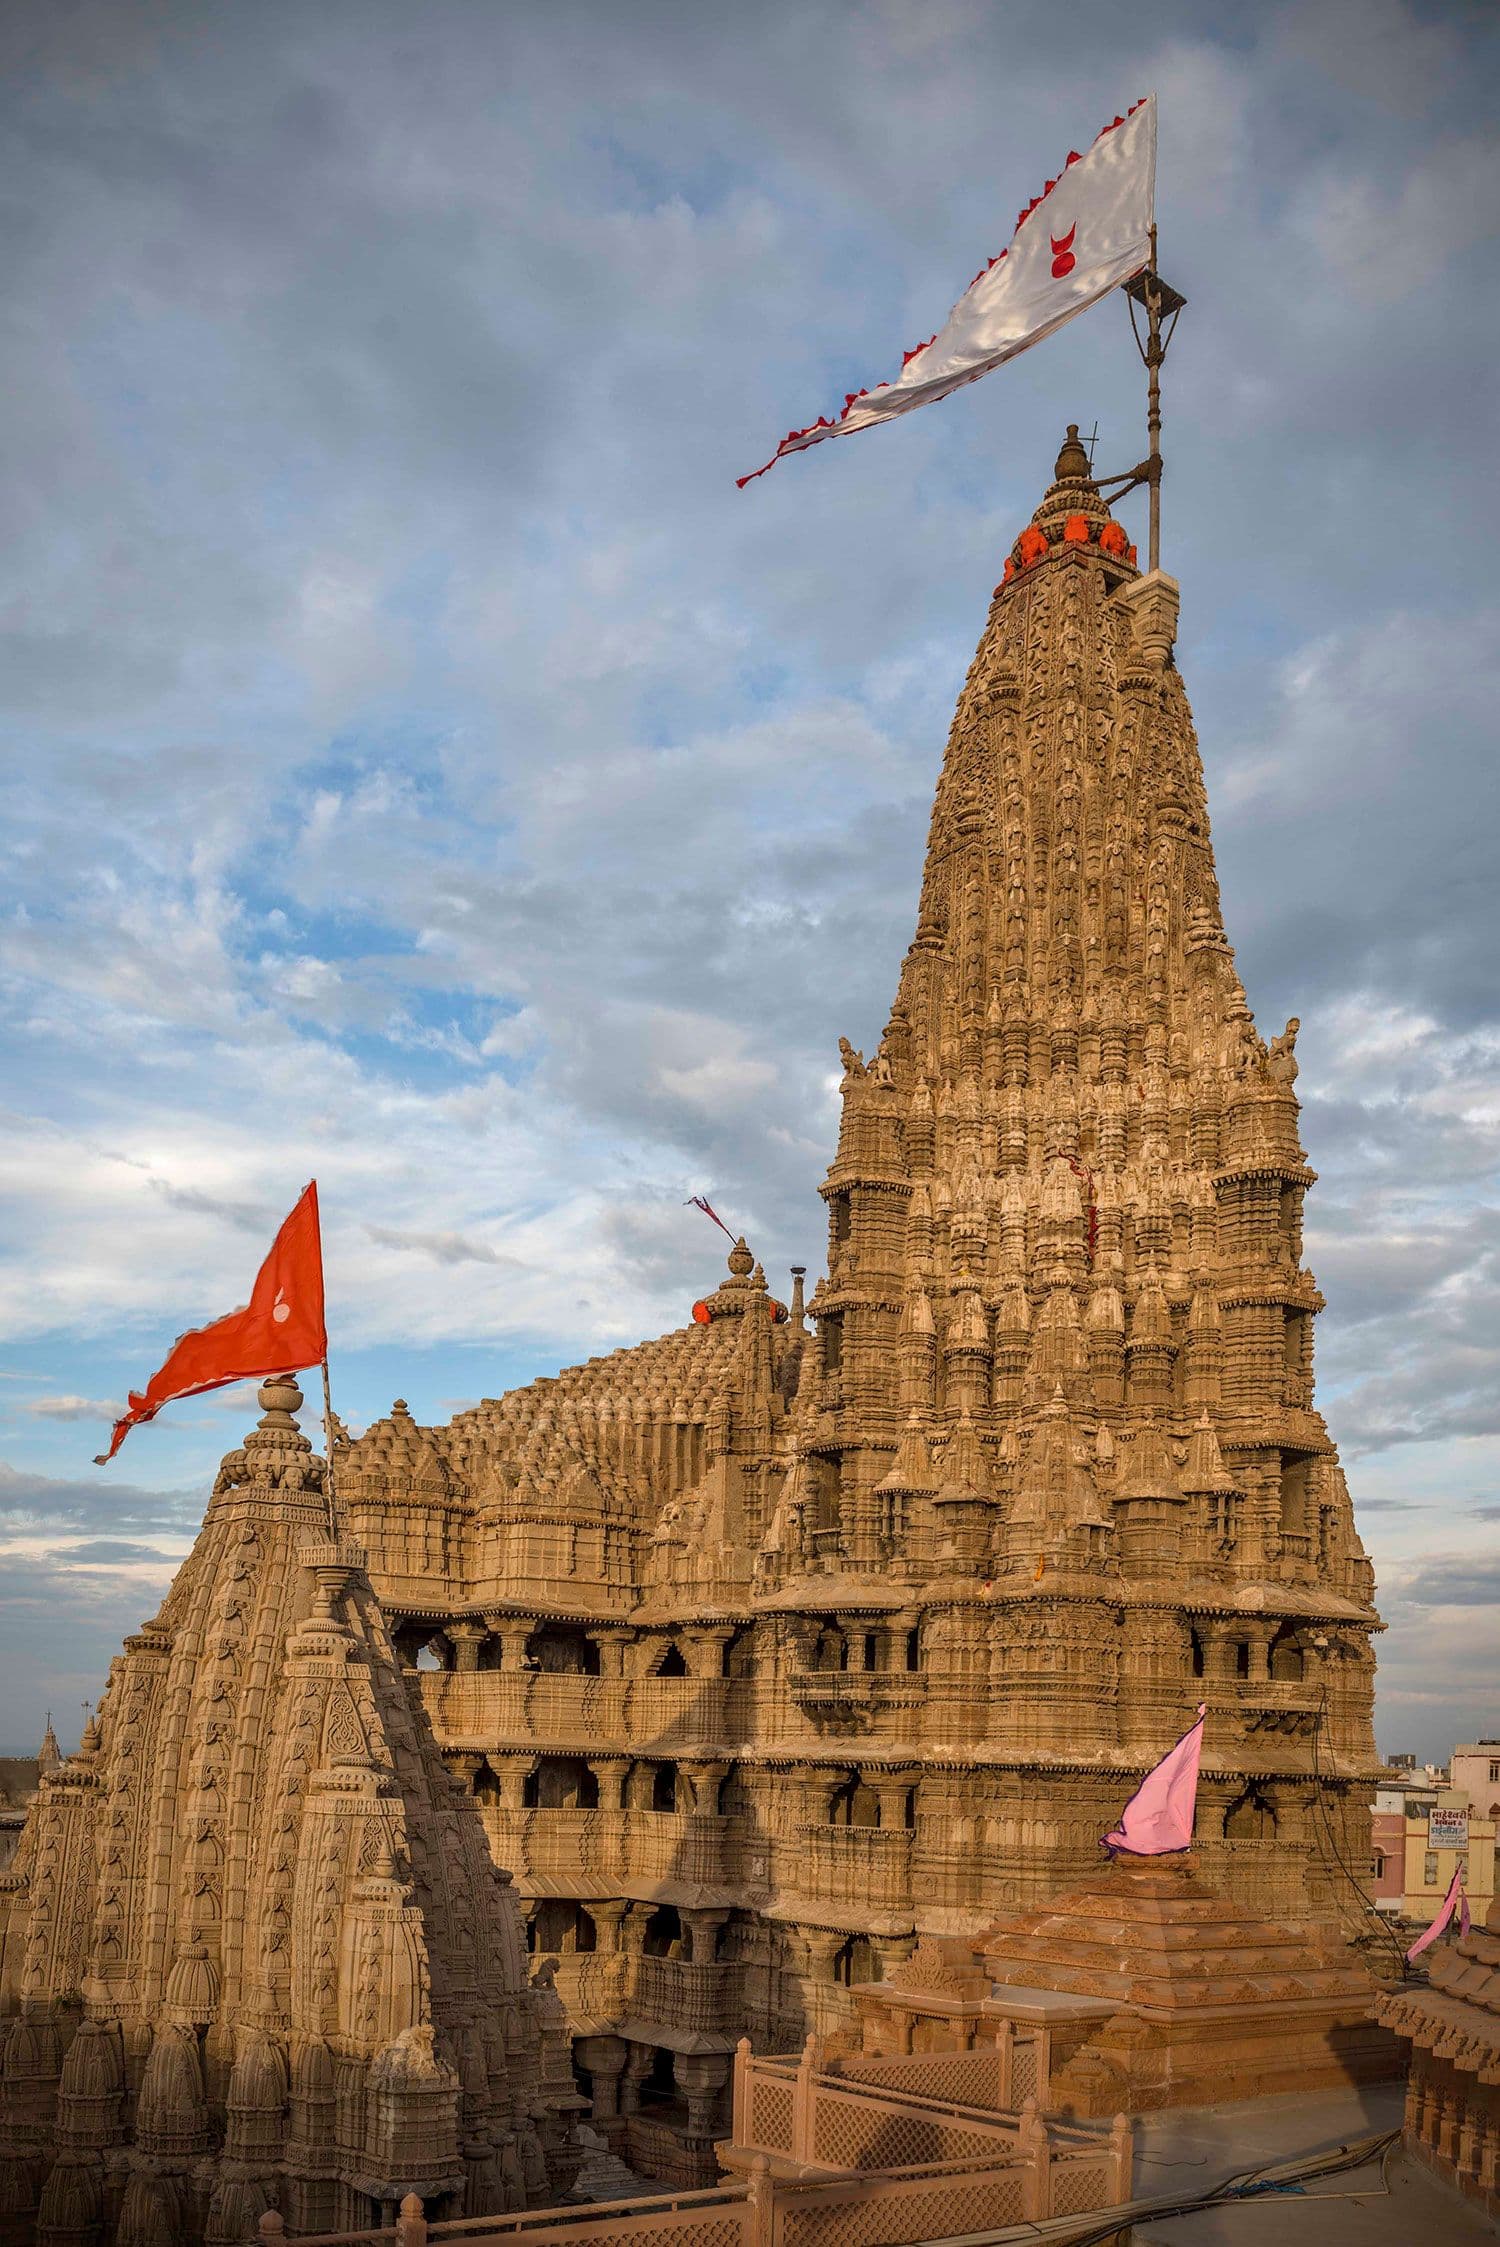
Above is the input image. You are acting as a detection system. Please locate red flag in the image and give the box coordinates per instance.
[96,1182,327,1463]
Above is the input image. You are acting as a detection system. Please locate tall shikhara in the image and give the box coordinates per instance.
[769,424,1380,1892]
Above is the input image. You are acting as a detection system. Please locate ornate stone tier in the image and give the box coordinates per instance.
[855,1853,1398,2118]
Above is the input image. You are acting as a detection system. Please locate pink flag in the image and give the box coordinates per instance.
[1102,1705,1206,1856]
[1407,1865,1468,1961]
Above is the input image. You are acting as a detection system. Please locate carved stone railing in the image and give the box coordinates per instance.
[479,1807,738,1890]
[725,2035,1132,2223]
[419,1672,740,1753]
[783,1824,913,1910]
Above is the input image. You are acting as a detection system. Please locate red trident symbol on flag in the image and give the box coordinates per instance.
[1050,223,1077,279]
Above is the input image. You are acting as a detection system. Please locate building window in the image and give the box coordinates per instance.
[1424,1852,1439,1887]
[1370,1851,1386,1879]
[1489,1760,1500,1783]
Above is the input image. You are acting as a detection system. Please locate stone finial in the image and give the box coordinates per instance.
[1054,423,1092,483]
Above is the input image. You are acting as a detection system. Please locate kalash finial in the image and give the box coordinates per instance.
[1054,423,1092,483]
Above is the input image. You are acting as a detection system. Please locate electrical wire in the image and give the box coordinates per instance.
[926,2125,1403,2246]
[1307,1683,1413,1983]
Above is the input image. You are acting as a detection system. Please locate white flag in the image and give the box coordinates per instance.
[739,96,1156,486]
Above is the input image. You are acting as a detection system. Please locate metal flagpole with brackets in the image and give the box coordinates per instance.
[320,1356,341,1541]
[1093,225,1186,569]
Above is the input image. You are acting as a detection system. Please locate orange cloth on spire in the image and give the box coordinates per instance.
[96,1182,327,1462]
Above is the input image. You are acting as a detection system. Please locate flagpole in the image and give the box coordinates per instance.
[320,1356,340,1541]
[1124,233,1185,575]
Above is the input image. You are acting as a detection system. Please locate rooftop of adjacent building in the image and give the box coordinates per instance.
[1124,2082,1492,2247]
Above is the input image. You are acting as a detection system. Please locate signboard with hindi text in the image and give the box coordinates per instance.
[1428,1807,1469,1850]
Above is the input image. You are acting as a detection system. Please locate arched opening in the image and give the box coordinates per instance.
[524,1757,599,1810]
[528,1900,597,1955]
[1234,1640,1251,1680]
[642,1905,683,1959]
[1269,1626,1305,1682]
[472,1760,502,1808]
[1189,1630,1205,1678]
[1279,1456,1311,1539]
[528,1626,600,1676]
[833,1934,876,1987]
[651,1763,679,1814]
[905,1629,922,1673]
[828,1775,880,1830]
[415,1642,444,1673]
[1222,1784,1278,1841]
[861,1633,878,1673]
[656,1643,688,1679]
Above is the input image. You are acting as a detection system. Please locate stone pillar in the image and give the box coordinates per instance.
[1243,1624,1274,1685]
[591,1899,629,1955]
[1199,1621,1240,1683]
[793,1762,836,1824]
[683,1908,729,1966]
[676,2051,731,2140]
[595,1629,633,1678]
[493,1754,536,1811]
[448,1620,485,1672]
[872,1770,919,1831]
[487,1617,538,1670]
[871,1934,915,1981]
[588,1757,629,1811]
[683,1627,733,1680]
[445,1751,483,1792]
[803,1928,843,1982]
[619,2042,653,2117]
[680,1760,729,1819]
[575,2033,628,2139]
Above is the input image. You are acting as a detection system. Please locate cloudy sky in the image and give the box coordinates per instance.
[2,0,1496,1761]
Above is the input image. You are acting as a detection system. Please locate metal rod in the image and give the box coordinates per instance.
[1146,223,1162,573]
[320,1355,339,1541]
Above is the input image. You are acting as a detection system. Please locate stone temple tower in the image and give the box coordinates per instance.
[759,423,1382,1927]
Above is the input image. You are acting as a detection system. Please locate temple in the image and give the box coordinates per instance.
[0,429,1388,2229]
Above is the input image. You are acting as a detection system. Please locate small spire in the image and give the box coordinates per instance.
[788,1267,807,1331]
[39,1714,61,1776]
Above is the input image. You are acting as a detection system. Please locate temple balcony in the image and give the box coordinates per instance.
[481,1806,741,1888]
[540,1952,738,2040]
[418,1670,741,1753]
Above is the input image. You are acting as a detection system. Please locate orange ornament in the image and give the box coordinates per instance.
[1062,513,1090,544]
[1099,521,1128,558]
[692,1300,712,1325]
[1018,526,1049,568]
[999,558,1015,588]
[1127,543,1138,566]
